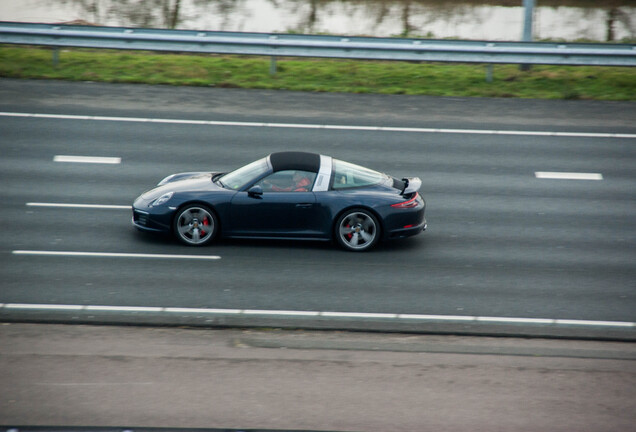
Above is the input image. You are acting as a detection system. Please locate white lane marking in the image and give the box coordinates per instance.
[54,155,121,164]
[27,202,130,210]
[1,303,633,329]
[5,303,85,310]
[243,309,321,316]
[399,314,478,321]
[36,382,155,386]
[322,311,398,319]
[2,111,635,139]
[165,307,243,314]
[86,305,163,312]
[12,250,221,260]
[476,316,554,324]
[535,171,604,180]
[555,319,633,327]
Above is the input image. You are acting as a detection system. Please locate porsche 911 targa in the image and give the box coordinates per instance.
[132,152,426,251]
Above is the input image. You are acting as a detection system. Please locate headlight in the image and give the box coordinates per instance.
[151,192,174,207]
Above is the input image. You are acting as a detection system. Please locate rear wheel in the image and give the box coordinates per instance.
[335,209,380,252]
[173,204,218,246]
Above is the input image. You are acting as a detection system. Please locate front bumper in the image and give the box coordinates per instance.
[132,201,173,233]
[132,212,165,233]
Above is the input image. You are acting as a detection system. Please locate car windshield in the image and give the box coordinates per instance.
[332,159,387,189]
[217,157,270,190]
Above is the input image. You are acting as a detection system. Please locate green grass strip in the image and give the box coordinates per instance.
[1,45,634,100]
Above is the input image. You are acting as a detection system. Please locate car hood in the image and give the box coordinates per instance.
[140,173,219,200]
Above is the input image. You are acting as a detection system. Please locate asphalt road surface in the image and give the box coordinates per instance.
[0,79,635,336]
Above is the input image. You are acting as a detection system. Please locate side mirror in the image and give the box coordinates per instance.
[248,185,263,198]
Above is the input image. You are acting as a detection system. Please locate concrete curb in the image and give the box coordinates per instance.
[1,303,634,341]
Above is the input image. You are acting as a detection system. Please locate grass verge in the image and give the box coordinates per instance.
[1,45,635,100]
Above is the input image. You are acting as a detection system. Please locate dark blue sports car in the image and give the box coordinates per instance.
[132,152,426,251]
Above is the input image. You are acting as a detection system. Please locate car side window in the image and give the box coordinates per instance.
[332,159,385,189]
[256,170,316,192]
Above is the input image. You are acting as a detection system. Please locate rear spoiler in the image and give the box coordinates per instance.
[402,177,422,195]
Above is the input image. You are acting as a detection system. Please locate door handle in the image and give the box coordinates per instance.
[296,203,313,208]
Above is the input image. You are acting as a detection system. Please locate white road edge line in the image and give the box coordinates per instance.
[2,112,635,139]
[0,303,633,329]
[11,250,221,260]
[535,172,604,180]
[54,155,121,164]
[27,202,131,210]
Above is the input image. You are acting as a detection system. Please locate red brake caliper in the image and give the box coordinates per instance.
[201,217,209,235]
[345,224,352,240]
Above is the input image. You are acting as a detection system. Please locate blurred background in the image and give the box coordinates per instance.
[0,0,635,42]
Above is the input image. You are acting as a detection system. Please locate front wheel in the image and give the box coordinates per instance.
[335,209,380,252]
[173,204,218,246]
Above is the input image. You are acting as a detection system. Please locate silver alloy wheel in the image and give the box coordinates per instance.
[174,205,216,246]
[337,210,378,251]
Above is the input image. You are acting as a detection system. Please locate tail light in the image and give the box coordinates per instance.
[391,192,419,208]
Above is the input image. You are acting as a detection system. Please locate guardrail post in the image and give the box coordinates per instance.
[486,64,493,83]
[270,56,277,75]
[52,47,59,67]
[521,0,535,71]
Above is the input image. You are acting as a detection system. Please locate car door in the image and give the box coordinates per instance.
[228,170,320,237]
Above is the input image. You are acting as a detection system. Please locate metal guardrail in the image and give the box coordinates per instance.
[1,21,635,68]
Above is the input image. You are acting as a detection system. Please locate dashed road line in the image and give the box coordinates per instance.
[2,111,635,139]
[53,155,121,164]
[535,172,604,180]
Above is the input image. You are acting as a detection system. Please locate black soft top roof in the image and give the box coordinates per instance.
[269,151,321,173]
